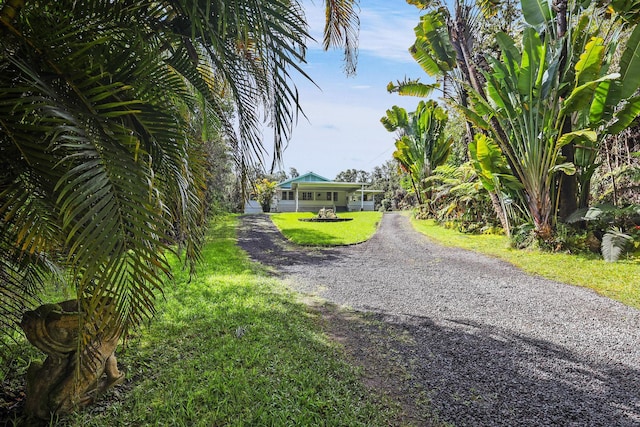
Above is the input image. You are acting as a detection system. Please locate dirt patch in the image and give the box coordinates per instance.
[305,298,440,426]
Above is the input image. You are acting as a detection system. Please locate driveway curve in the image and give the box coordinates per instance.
[238,212,640,426]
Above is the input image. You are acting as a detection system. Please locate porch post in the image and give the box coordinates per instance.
[360,185,364,211]
[295,186,299,212]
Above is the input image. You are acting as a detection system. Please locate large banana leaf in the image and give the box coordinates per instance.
[518,28,545,97]
[575,37,605,86]
[469,134,506,192]
[617,23,640,99]
[588,24,640,128]
[411,10,457,76]
[381,105,410,132]
[607,95,640,133]
[521,0,554,29]
[561,73,621,115]
[386,79,440,98]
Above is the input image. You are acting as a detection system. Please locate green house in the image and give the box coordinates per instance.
[273,172,380,213]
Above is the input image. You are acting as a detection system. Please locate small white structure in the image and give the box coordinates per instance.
[273,172,381,213]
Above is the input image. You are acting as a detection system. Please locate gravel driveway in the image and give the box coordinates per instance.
[238,212,640,426]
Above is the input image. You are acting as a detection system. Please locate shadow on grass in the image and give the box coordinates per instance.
[81,280,392,426]
[1,278,393,426]
[327,304,640,427]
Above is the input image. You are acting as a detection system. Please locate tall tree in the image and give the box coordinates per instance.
[335,168,370,182]
[389,0,520,232]
[461,0,640,240]
[0,0,361,416]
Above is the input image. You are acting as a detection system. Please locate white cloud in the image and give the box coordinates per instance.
[262,1,427,178]
[300,0,419,63]
[358,8,418,63]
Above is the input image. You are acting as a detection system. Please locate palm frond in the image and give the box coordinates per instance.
[323,0,360,74]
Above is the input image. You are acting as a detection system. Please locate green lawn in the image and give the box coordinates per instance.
[5,215,396,426]
[270,211,383,246]
[411,217,640,309]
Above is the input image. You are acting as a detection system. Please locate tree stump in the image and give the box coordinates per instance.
[20,299,125,419]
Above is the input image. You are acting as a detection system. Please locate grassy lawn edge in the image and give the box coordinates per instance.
[270,211,383,246]
[410,216,640,309]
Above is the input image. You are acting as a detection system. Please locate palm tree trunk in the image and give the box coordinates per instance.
[410,177,423,206]
[558,142,578,219]
[553,0,578,221]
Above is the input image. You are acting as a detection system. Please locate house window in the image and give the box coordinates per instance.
[326,192,332,201]
[283,191,293,200]
[302,192,313,201]
[333,192,338,202]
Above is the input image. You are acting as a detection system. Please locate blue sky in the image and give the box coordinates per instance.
[265,0,433,180]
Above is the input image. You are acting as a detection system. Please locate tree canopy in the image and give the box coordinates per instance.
[0,0,361,389]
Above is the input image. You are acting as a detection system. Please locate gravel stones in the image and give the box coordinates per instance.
[238,213,640,426]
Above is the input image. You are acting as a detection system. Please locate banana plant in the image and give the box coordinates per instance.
[468,134,525,235]
[460,0,640,240]
[461,26,594,239]
[381,100,453,206]
[559,8,640,209]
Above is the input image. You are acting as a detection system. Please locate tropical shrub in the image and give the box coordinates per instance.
[381,100,453,205]
[424,163,502,233]
[253,178,278,212]
[566,204,640,261]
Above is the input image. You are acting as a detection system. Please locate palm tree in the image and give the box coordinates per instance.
[0,0,360,416]
[381,100,453,206]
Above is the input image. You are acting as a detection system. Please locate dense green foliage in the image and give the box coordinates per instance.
[0,0,360,381]
[271,212,383,246]
[0,0,363,417]
[386,0,640,259]
[381,100,453,206]
[425,163,503,233]
[461,1,640,240]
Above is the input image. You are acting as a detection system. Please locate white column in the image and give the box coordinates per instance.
[360,185,364,211]
[295,187,299,212]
